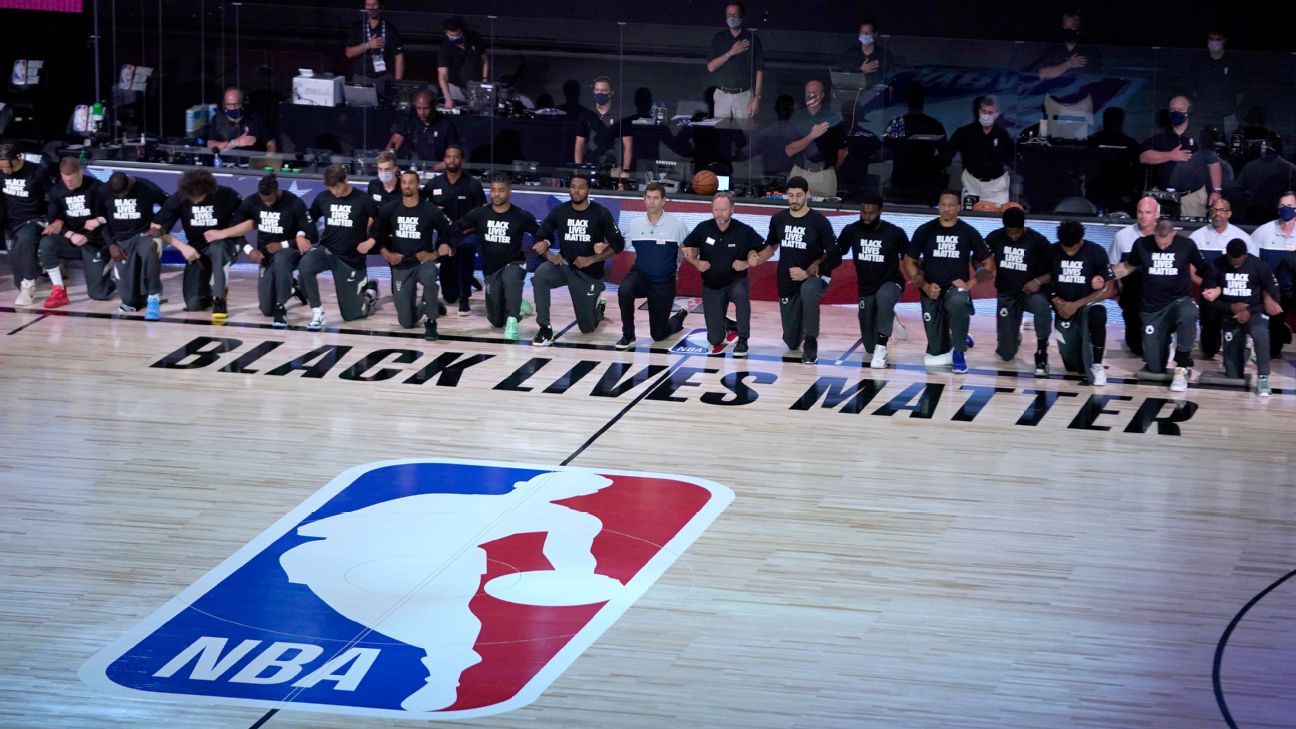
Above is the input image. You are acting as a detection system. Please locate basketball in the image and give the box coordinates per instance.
[971,200,998,212]
[692,170,719,196]
[999,201,1025,212]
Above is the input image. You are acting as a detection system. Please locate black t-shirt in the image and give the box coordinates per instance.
[437,31,485,88]
[458,204,539,275]
[423,173,486,231]
[348,17,403,78]
[375,198,454,269]
[392,114,459,162]
[987,227,1051,294]
[574,111,630,165]
[766,208,837,298]
[708,28,763,91]
[1202,254,1279,311]
[309,187,379,270]
[0,160,53,233]
[839,218,909,296]
[47,176,103,241]
[155,186,244,250]
[535,201,626,279]
[209,111,271,150]
[96,177,169,242]
[946,123,1014,181]
[832,44,895,86]
[907,218,991,291]
[1126,234,1208,311]
[1029,42,1105,76]
[366,178,401,207]
[682,218,766,290]
[235,190,316,253]
[1049,241,1114,303]
[1140,130,1216,191]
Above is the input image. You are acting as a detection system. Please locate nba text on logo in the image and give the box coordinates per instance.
[80,459,733,719]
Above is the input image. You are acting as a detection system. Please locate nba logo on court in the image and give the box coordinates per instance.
[80,459,733,719]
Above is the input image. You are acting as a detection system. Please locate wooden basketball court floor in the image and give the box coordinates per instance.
[1,265,1294,729]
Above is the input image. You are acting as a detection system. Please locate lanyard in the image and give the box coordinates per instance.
[363,20,386,50]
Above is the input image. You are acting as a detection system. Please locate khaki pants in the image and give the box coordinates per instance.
[714,89,753,119]
[960,169,1010,206]
[790,165,839,198]
[1178,186,1208,218]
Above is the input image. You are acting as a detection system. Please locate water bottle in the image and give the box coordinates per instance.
[213,151,223,169]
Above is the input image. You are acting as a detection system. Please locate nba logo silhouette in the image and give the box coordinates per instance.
[80,459,733,719]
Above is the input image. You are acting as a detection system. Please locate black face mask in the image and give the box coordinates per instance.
[1062,28,1080,43]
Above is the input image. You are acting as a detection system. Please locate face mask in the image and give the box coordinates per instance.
[593,93,611,105]
[377,170,396,184]
[1279,206,1296,222]
[726,16,742,29]
[1169,111,1188,126]
[979,112,997,127]
[859,33,874,45]
[447,33,462,42]
[805,95,821,106]
[1062,28,1079,42]
[225,108,242,121]
[1207,41,1225,54]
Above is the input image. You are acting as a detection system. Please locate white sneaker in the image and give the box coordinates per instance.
[14,279,36,306]
[870,345,889,369]
[923,350,953,367]
[307,308,326,331]
[1257,375,1271,398]
[1089,363,1107,386]
[1170,367,1189,392]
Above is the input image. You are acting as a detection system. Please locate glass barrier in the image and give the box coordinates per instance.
[60,2,1296,222]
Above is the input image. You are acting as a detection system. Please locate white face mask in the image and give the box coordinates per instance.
[1207,40,1225,54]
[377,170,396,184]
[859,33,874,46]
[979,112,998,128]
[726,16,742,29]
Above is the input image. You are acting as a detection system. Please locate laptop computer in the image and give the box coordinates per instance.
[343,84,379,108]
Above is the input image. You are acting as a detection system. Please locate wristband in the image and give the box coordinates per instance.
[243,244,254,255]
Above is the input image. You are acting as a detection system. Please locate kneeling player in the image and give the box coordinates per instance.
[376,170,454,340]
[456,175,539,341]
[1038,220,1113,385]
[153,169,244,320]
[301,165,380,329]
[1201,238,1284,397]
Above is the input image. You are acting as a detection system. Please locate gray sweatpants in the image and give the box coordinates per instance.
[112,234,164,308]
[996,290,1052,361]
[701,277,751,346]
[920,287,973,355]
[1140,296,1198,374]
[391,261,440,329]
[484,262,525,327]
[1055,302,1106,375]
[858,281,902,353]
[181,240,241,310]
[778,276,827,350]
[8,221,42,285]
[1222,312,1270,378]
[533,261,605,333]
[38,234,116,300]
[256,248,302,316]
[299,246,371,321]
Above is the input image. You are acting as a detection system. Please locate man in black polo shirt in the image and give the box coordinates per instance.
[783,80,846,199]
[1113,217,1208,392]
[456,175,540,341]
[832,19,894,89]
[573,76,634,178]
[1138,96,1223,219]
[302,165,381,329]
[1035,219,1114,385]
[1201,238,1284,396]
[206,87,275,154]
[986,206,1052,372]
[837,193,909,369]
[706,2,763,120]
[96,171,170,319]
[38,157,115,308]
[437,16,487,110]
[683,192,766,357]
[751,176,838,364]
[1029,10,1104,105]
[943,95,1014,206]
[376,170,455,339]
[344,0,404,95]
[1,143,53,305]
[424,145,485,314]
[153,169,245,318]
[531,173,626,345]
[206,174,315,328]
[904,190,995,374]
[386,91,459,168]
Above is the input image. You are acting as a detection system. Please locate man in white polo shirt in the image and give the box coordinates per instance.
[1189,198,1251,358]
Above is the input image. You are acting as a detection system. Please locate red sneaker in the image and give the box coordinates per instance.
[710,341,728,356]
[43,285,69,309]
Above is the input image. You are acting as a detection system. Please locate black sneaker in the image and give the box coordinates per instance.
[668,308,688,331]
[615,335,635,350]
[595,298,607,321]
[212,296,228,321]
[423,319,439,341]
[1034,351,1049,377]
[801,336,818,364]
[470,276,483,292]
[733,338,749,358]
[458,298,471,316]
[724,316,739,333]
[272,304,288,329]
[437,301,447,316]
[533,326,555,347]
